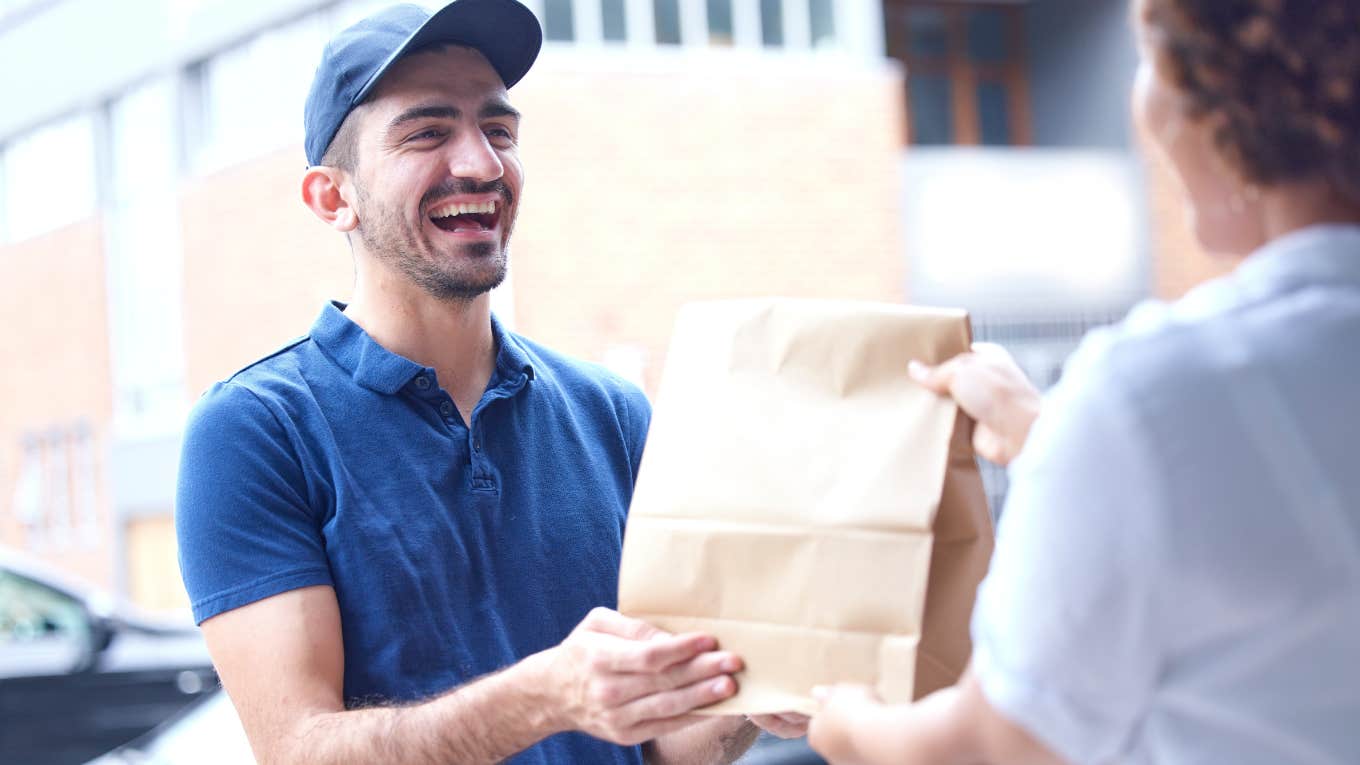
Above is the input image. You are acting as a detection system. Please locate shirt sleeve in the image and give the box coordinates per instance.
[624,386,652,485]
[970,332,1169,764]
[175,381,333,625]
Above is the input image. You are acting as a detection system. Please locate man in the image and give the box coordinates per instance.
[175,2,806,762]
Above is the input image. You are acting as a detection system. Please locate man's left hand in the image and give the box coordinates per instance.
[747,712,811,739]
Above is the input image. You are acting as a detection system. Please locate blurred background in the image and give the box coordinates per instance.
[0,0,1230,761]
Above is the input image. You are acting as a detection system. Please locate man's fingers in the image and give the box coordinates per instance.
[616,714,707,747]
[598,632,718,673]
[620,674,737,725]
[597,651,741,705]
[583,607,671,641]
[748,712,811,739]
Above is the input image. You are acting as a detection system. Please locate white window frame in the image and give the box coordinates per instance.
[525,0,858,52]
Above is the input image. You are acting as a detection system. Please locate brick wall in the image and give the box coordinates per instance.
[0,219,117,588]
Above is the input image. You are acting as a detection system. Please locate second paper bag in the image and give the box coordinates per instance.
[618,298,994,715]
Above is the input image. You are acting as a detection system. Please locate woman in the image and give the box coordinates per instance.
[809,1,1360,763]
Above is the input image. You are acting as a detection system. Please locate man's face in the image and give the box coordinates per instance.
[347,46,523,301]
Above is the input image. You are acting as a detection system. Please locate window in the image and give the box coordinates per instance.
[0,146,7,244]
[0,571,88,644]
[186,12,328,173]
[706,0,733,45]
[809,0,835,49]
[11,426,100,550]
[107,78,187,434]
[653,0,681,45]
[0,569,91,677]
[759,0,783,47]
[544,0,575,41]
[0,114,97,243]
[885,1,1031,146]
[602,0,627,42]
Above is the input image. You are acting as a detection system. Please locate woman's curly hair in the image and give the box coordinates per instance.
[1141,0,1360,203]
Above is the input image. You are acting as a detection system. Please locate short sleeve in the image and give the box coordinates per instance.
[622,385,652,484]
[970,334,1169,764]
[175,382,333,624]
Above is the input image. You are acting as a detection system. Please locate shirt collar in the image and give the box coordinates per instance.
[311,301,536,395]
[1176,224,1360,319]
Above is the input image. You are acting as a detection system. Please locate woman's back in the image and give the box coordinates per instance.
[974,224,1360,764]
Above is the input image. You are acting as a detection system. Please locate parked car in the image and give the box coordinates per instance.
[0,549,218,765]
[85,689,253,765]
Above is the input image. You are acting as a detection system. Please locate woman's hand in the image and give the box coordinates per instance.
[909,343,1041,466]
[807,685,883,764]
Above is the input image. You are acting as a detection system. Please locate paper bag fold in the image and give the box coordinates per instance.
[619,299,994,715]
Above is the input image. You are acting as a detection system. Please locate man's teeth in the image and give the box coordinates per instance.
[430,200,497,218]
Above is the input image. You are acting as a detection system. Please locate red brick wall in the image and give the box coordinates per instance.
[510,57,907,392]
[179,148,353,397]
[180,57,908,397]
[0,219,117,589]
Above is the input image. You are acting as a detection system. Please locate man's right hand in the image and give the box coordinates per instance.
[537,607,742,746]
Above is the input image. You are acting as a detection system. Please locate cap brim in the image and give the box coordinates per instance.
[354,0,542,105]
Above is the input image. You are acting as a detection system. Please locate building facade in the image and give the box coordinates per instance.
[0,0,1222,610]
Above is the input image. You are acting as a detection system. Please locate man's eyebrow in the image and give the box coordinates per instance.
[386,105,461,132]
[479,98,521,122]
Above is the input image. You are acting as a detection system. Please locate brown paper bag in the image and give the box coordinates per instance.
[618,298,994,715]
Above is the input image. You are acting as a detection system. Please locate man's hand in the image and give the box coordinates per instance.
[542,607,742,746]
[909,342,1041,466]
[748,712,811,739]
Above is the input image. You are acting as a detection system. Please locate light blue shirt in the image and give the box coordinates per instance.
[972,225,1360,764]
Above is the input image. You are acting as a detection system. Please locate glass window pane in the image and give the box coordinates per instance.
[192,12,328,173]
[2,115,97,242]
[0,571,88,642]
[0,148,7,244]
[909,75,953,145]
[602,0,627,41]
[544,0,574,41]
[968,8,1009,63]
[707,0,734,45]
[905,7,948,58]
[809,0,835,48]
[654,0,681,45]
[978,80,1012,145]
[760,0,783,47]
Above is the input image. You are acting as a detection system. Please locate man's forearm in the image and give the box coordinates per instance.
[277,652,562,765]
[644,716,760,765]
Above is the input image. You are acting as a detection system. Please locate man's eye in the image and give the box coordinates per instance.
[409,129,443,141]
[486,127,515,141]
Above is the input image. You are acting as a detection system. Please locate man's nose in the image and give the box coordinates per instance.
[447,130,503,183]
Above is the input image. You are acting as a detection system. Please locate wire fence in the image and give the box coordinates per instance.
[970,309,1133,519]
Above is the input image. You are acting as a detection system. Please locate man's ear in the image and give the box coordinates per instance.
[301,166,358,233]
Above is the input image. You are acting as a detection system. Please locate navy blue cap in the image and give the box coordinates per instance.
[304,0,542,166]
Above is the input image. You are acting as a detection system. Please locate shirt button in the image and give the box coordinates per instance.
[473,438,483,452]
[439,401,453,418]
[415,376,430,390]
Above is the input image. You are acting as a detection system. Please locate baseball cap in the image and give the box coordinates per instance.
[304,0,542,166]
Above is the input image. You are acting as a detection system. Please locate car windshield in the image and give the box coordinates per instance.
[0,570,87,641]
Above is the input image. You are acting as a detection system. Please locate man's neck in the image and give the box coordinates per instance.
[344,272,498,424]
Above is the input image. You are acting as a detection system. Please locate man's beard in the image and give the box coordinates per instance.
[354,178,513,302]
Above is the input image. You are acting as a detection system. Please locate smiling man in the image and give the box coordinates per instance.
[173,2,805,763]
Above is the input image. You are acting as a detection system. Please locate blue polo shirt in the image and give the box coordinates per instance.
[176,301,650,765]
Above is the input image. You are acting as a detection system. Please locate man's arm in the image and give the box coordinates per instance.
[204,588,740,765]
[806,671,1067,765]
